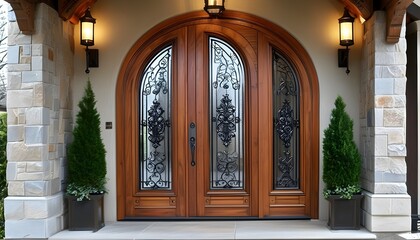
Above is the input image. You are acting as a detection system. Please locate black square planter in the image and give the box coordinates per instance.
[327,194,363,230]
[67,194,104,232]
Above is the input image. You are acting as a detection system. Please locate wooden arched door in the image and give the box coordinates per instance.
[116,11,319,219]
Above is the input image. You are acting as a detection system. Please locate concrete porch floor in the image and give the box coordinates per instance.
[49,220,378,240]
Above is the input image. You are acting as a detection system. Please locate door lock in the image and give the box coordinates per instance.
[189,122,196,166]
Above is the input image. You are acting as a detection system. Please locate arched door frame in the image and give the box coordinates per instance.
[116,10,319,220]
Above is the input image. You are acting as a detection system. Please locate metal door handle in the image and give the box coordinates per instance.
[189,122,196,166]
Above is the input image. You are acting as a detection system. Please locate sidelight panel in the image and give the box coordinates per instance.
[272,50,300,190]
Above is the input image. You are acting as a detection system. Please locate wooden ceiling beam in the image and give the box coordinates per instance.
[5,0,36,34]
[4,0,56,34]
[339,0,374,20]
[382,0,413,43]
[58,0,96,24]
[4,0,95,34]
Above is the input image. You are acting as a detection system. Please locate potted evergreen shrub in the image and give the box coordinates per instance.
[66,80,106,231]
[322,96,363,230]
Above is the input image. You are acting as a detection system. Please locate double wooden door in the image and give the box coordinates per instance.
[116,11,319,219]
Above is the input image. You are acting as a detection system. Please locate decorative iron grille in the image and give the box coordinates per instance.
[139,46,172,190]
[209,37,245,189]
[272,50,300,189]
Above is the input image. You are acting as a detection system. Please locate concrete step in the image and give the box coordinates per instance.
[49,220,377,240]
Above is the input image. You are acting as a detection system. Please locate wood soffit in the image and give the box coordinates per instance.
[3,0,415,42]
[341,0,413,43]
[4,0,96,34]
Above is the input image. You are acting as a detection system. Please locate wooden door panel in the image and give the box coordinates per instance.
[125,196,177,217]
[193,24,258,217]
[120,28,188,218]
[269,207,307,217]
[203,196,250,216]
[186,25,198,217]
[269,195,306,216]
[203,208,251,217]
[133,196,177,209]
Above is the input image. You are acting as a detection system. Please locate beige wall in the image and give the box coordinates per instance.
[72,0,363,222]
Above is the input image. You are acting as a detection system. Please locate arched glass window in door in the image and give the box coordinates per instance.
[209,37,245,189]
[139,45,172,190]
[273,50,300,190]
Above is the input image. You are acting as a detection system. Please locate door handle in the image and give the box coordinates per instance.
[189,122,196,166]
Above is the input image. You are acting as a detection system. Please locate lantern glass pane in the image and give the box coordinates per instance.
[81,22,94,41]
[340,22,353,41]
[208,0,223,6]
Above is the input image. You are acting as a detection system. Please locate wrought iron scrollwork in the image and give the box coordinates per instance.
[212,41,241,90]
[210,37,244,190]
[142,49,170,96]
[143,100,171,149]
[275,100,299,149]
[140,46,172,190]
[273,50,300,189]
[213,94,240,147]
[141,99,171,189]
[275,54,297,97]
[215,151,240,188]
[143,151,168,189]
[276,150,296,188]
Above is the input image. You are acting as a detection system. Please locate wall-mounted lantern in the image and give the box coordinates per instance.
[80,8,99,74]
[338,8,355,75]
[204,0,225,17]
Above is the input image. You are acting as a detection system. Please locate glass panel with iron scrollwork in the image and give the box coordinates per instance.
[209,37,245,190]
[272,50,300,190]
[139,45,172,190]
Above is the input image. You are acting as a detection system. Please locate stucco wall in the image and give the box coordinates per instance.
[71,0,363,222]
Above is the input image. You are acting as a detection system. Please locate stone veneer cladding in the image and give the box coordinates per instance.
[4,3,73,239]
[360,11,411,232]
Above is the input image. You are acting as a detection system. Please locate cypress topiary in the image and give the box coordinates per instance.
[67,80,106,201]
[322,96,361,199]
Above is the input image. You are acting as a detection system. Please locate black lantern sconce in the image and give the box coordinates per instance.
[204,0,225,17]
[80,8,99,74]
[338,8,355,74]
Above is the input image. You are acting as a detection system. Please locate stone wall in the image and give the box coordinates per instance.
[360,11,411,232]
[4,3,73,239]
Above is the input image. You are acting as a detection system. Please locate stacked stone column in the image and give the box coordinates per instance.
[5,3,73,239]
[360,11,411,232]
